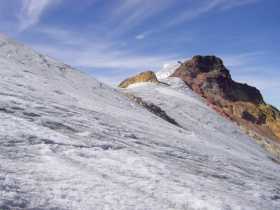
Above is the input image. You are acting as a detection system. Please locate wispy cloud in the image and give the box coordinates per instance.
[219,0,259,10]
[222,52,265,68]
[32,27,178,70]
[34,42,177,70]
[105,0,259,38]
[135,33,146,40]
[112,0,173,27]
[18,0,60,30]
[166,0,259,27]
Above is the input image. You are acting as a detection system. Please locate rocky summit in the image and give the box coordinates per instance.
[171,55,280,142]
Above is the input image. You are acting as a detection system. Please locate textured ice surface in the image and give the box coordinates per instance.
[0,34,280,210]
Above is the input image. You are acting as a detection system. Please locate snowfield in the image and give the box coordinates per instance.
[0,34,280,210]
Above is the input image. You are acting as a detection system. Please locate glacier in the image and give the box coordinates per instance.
[0,34,280,210]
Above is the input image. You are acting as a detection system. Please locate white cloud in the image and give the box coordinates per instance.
[18,0,60,30]
[34,42,177,70]
[105,0,259,36]
[31,27,178,70]
[108,0,173,35]
[135,33,146,40]
[220,0,259,10]
[222,52,264,68]
[166,0,259,27]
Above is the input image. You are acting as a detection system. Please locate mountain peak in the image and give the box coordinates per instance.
[172,55,280,142]
[191,55,224,69]
[172,55,264,104]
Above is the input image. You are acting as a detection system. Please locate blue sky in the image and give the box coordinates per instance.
[0,0,279,108]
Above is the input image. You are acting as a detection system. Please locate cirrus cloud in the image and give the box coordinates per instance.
[18,0,61,31]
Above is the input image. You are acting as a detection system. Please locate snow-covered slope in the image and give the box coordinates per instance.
[0,34,280,210]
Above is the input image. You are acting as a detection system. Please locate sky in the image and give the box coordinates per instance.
[0,0,279,108]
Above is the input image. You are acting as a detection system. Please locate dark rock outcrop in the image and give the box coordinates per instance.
[126,93,181,127]
[172,55,264,104]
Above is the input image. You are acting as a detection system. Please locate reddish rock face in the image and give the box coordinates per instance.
[172,55,264,104]
[171,55,280,142]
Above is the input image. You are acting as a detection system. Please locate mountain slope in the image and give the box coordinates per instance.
[1,34,280,210]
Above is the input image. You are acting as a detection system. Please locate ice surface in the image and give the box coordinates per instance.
[0,35,280,210]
